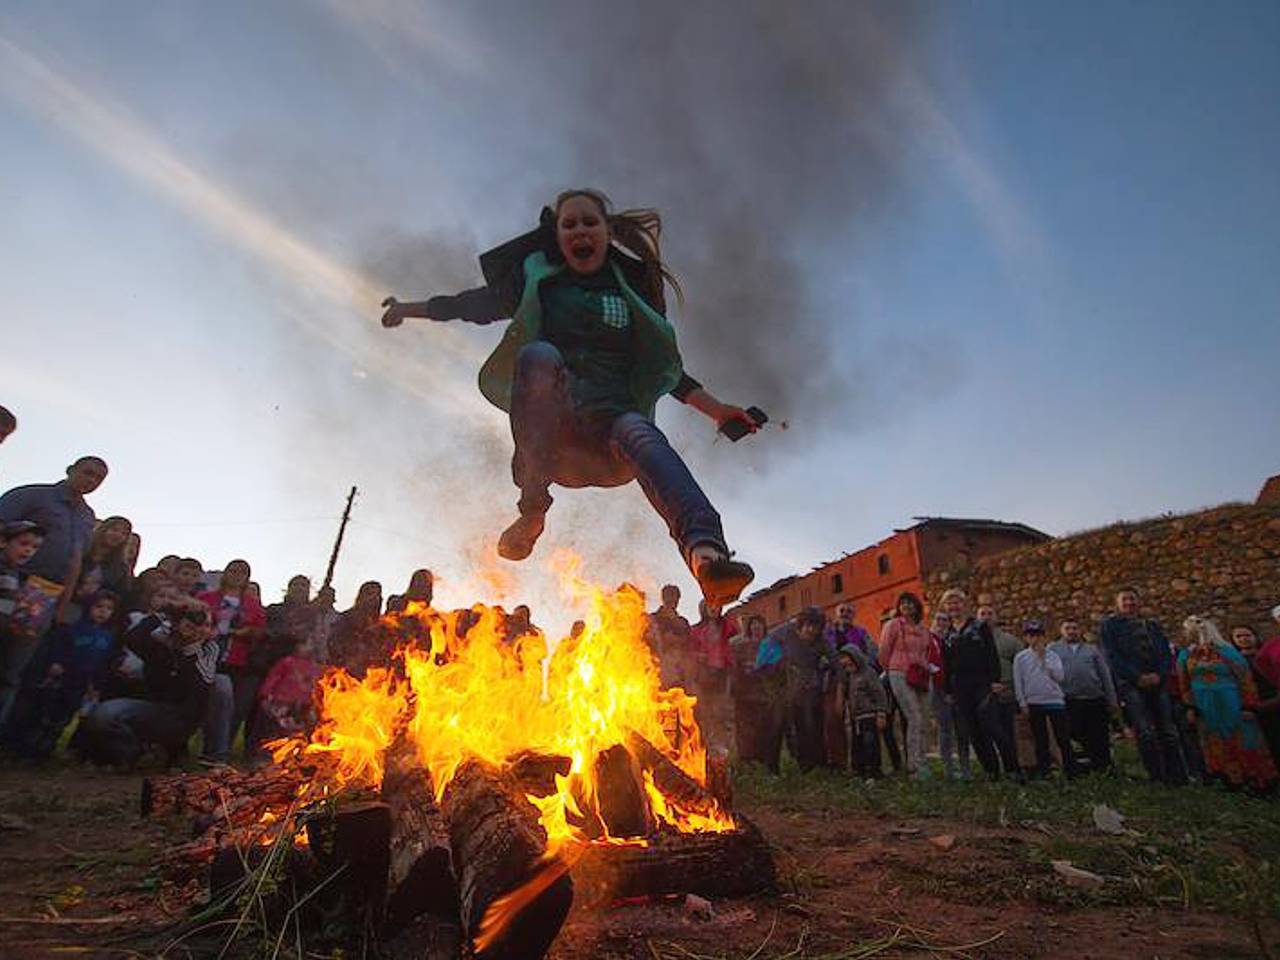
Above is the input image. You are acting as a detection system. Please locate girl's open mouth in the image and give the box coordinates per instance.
[570,241,595,261]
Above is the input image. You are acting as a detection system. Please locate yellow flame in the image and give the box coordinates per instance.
[271,557,735,949]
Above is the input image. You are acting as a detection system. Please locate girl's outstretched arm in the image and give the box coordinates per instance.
[675,375,759,434]
[381,287,507,328]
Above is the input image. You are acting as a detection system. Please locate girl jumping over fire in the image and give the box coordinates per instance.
[380,189,757,607]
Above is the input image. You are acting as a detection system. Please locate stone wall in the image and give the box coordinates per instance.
[926,503,1280,635]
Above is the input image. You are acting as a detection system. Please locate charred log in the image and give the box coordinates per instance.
[142,766,303,818]
[208,843,321,919]
[624,732,722,820]
[507,751,572,797]
[591,744,652,839]
[440,760,572,960]
[706,750,733,810]
[305,800,392,925]
[384,915,464,960]
[573,817,776,906]
[381,736,458,929]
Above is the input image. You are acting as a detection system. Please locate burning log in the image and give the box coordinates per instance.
[507,750,572,796]
[440,760,573,960]
[624,732,722,820]
[706,749,733,809]
[591,744,652,839]
[306,800,392,925]
[573,817,777,906]
[381,736,458,929]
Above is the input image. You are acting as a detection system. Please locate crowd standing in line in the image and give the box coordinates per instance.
[1,433,1278,800]
[682,585,1279,796]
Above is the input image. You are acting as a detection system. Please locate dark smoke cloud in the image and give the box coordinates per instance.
[344,1,939,459]
[207,0,946,604]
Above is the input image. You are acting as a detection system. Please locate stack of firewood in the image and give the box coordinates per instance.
[142,733,776,960]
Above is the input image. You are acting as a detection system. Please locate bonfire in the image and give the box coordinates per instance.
[143,561,775,959]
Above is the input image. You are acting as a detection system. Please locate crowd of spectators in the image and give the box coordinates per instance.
[1,425,1277,800]
[0,445,451,770]
[654,584,1280,797]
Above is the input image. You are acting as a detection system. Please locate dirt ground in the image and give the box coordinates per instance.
[0,763,1275,959]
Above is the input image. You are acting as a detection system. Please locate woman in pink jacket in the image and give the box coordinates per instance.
[879,592,934,778]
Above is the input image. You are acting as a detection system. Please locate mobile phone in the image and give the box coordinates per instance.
[719,406,768,442]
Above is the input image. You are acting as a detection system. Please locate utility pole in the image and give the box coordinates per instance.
[323,485,357,594]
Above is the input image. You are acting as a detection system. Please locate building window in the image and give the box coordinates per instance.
[800,588,812,605]
[878,554,891,576]
[832,573,844,595]
[779,596,788,616]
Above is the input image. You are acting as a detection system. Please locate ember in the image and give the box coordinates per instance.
[144,562,775,958]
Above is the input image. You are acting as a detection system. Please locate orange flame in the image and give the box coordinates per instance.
[272,555,735,948]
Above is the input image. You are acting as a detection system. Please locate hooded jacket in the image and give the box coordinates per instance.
[841,645,888,718]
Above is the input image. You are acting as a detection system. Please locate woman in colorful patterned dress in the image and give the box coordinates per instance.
[1178,616,1277,795]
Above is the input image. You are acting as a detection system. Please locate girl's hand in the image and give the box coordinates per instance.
[380,297,405,328]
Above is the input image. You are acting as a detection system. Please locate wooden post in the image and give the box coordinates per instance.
[323,485,358,593]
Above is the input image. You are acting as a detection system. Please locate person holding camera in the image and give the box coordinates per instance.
[77,594,218,768]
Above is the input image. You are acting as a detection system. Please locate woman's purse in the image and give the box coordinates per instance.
[906,661,930,693]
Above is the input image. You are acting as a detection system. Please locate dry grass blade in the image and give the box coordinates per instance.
[743,913,780,960]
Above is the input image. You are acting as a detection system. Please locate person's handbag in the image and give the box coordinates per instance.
[906,661,930,692]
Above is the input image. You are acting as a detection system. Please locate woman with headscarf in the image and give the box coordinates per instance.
[1178,616,1277,794]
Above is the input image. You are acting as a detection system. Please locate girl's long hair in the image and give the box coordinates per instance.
[86,516,133,574]
[554,189,684,309]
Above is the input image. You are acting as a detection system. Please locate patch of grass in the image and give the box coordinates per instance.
[735,748,1280,919]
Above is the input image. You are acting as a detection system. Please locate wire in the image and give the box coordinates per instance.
[132,517,341,529]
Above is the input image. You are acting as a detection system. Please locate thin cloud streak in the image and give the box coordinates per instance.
[898,65,1055,288]
[323,0,487,80]
[0,28,488,424]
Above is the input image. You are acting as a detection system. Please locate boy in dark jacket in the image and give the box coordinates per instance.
[839,644,888,778]
[78,599,217,767]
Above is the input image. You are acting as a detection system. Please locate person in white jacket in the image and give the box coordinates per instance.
[1013,619,1078,778]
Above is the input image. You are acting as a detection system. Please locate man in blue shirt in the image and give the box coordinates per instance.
[0,456,107,586]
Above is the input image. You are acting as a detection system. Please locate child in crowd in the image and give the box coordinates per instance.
[1013,619,1077,779]
[839,643,888,779]
[172,558,204,598]
[249,635,323,762]
[0,520,45,630]
[77,597,217,768]
[2,590,118,759]
[0,520,47,722]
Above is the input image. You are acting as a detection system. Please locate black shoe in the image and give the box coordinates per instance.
[694,554,755,608]
[498,512,546,561]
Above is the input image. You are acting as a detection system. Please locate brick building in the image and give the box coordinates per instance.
[733,517,1050,635]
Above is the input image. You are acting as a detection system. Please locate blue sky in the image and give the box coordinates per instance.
[1,2,1276,628]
